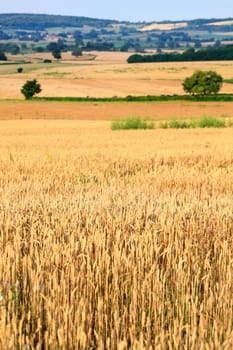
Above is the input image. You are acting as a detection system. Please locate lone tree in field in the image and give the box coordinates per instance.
[183,70,223,95]
[0,50,7,61]
[72,47,82,57]
[21,79,42,100]
[52,48,62,59]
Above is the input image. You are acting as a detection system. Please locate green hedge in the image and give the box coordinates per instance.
[34,94,233,103]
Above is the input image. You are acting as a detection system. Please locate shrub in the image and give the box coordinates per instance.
[17,67,23,73]
[111,117,154,130]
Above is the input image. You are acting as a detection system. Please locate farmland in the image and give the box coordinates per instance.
[0,49,233,349]
[1,52,233,121]
[0,100,233,121]
[0,120,232,349]
[1,53,233,99]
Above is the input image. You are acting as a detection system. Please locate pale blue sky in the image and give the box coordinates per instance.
[0,0,233,22]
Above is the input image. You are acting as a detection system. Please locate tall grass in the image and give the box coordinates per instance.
[197,116,226,128]
[160,116,228,129]
[112,117,154,130]
[0,121,232,349]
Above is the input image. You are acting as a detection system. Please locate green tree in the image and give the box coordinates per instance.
[52,48,62,59]
[9,44,20,55]
[183,70,223,95]
[72,47,82,57]
[0,50,7,61]
[21,79,42,100]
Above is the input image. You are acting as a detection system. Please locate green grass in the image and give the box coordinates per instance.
[0,62,54,74]
[0,61,31,65]
[0,62,80,75]
[197,117,226,128]
[223,79,233,84]
[111,117,154,130]
[160,116,228,129]
[42,71,72,77]
[160,120,192,129]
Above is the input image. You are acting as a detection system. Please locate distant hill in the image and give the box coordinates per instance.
[0,13,233,31]
[0,13,121,30]
[1,13,233,55]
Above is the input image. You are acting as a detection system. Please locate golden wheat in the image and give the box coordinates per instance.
[0,121,232,349]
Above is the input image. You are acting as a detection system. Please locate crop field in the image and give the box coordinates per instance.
[0,121,232,349]
[1,53,233,99]
[0,51,233,349]
[0,52,233,121]
[139,22,188,31]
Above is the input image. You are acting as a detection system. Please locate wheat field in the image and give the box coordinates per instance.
[0,120,232,349]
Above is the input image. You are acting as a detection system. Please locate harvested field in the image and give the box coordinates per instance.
[0,100,233,120]
[7,51,132,64]
[207,20,233,26]
[0,120,232,349]
[1,57,233,99]
[139,22,188,31]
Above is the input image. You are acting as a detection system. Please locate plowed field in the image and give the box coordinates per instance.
[0,100,232,120]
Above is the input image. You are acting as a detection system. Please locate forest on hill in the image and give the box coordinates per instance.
[0,13,120,30]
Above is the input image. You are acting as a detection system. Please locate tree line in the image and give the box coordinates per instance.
[127,45,233,63]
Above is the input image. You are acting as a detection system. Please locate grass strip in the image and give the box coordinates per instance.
[112,117,154,130]
[160,117,229,129]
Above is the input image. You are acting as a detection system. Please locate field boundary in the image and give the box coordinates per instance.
[32,94,233,103]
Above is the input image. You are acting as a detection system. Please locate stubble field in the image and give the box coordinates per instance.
[1,52,233,99]
[0,52,233,349]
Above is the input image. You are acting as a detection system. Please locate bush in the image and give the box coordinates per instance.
[111,117,154,130]
[17,67,23,73]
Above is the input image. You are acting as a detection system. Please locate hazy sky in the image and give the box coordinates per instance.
[0,0,233,22]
